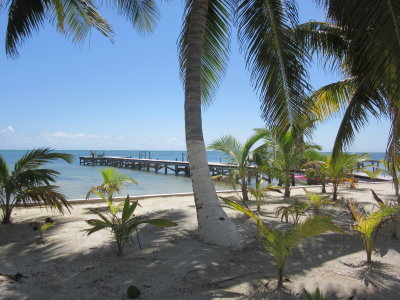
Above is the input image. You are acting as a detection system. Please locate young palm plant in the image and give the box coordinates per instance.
[248,180,282,213]
[223,198,342,288]
[209,131,268,202]
[346,200,399,263]
[0,148,73,224]
[324,153,368,201]
[303,188,333,216]
[275,201,308,225]
[257,127,321,197]
[371,189,400,239]
[86,193,177,256]
[86,167,137,202]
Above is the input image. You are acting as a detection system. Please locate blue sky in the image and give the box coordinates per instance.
[0,0,390,151]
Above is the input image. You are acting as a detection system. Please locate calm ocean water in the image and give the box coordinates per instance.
[0,150,233,199]
[0,150,386,199]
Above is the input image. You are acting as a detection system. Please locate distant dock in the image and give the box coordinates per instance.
[79,156,238,176]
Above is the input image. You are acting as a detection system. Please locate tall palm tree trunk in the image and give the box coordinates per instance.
[184,0,240,246]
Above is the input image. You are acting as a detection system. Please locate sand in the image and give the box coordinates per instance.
[1,182,400,299]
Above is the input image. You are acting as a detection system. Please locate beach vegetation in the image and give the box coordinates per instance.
[346,199,399,263]
[86,167,137,202]
[275,200,308,225]
[223,198,342,288]
[304,287,324,300]
[306,152,367,200]
[275,189,332,224]
[209,131,269,202]
[324,153,367,201]
[256,127,321,197]
[371,189,400,239]
[303,188,333,216]
[248,180,282,213]
[298,3,400,194]
[86,194,177,256]
[303,152,329,193]
[0,148,73,224]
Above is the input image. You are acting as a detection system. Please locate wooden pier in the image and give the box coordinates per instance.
[79,156,238,176]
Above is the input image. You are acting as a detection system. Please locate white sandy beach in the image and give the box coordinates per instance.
[1,182,400,299]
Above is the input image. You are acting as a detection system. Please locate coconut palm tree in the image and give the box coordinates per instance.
[178,0,312,245]
[324,153,368,201]
[297,2,400,175]
[2,0,114,57]
[208,130,268,202]
[297,14,400,198]
[0,148,73,224]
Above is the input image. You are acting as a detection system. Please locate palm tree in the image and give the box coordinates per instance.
[2,0,113,57]
[86,167,137,201]
[178,0,311,245]
[302,151,329,193]
[346,199,399,263]
[295,15,400,201]
[297,2,400,183]
[258,127,321,197]
[323,152,367,201]
[224,198,342,288]
[208,130,268,202]
[0,148,73,224]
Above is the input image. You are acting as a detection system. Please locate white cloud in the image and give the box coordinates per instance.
[0,125,15,133]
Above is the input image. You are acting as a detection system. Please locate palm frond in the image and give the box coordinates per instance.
[107,0,159,32]
[16,184,71,213]
[5,0,46,57]
[48,0,113,43]
[331,83,385,158]
[285,216,343,248]
[5,0,113,57]
[179,0,232,105]
[316,0,400,100]
[311,78,357,121]
[0,155,9,180]
[237,0,312,132]
[208,135,242,162]
[295,20,347,72]
[14,147,73,173]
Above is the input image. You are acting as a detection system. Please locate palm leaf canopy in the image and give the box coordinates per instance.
[0,148,73,213]
[179,0,232,105]
[4,0,113,57]
[316,0,400,98]
[237,0,312,133]
[208,130,267,166]
[106,0,160,32]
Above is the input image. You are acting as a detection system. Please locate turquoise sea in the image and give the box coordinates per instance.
[0,150,233,199]
[0,150,386,200]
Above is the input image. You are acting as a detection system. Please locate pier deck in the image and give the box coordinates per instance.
[79,156,239,176]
